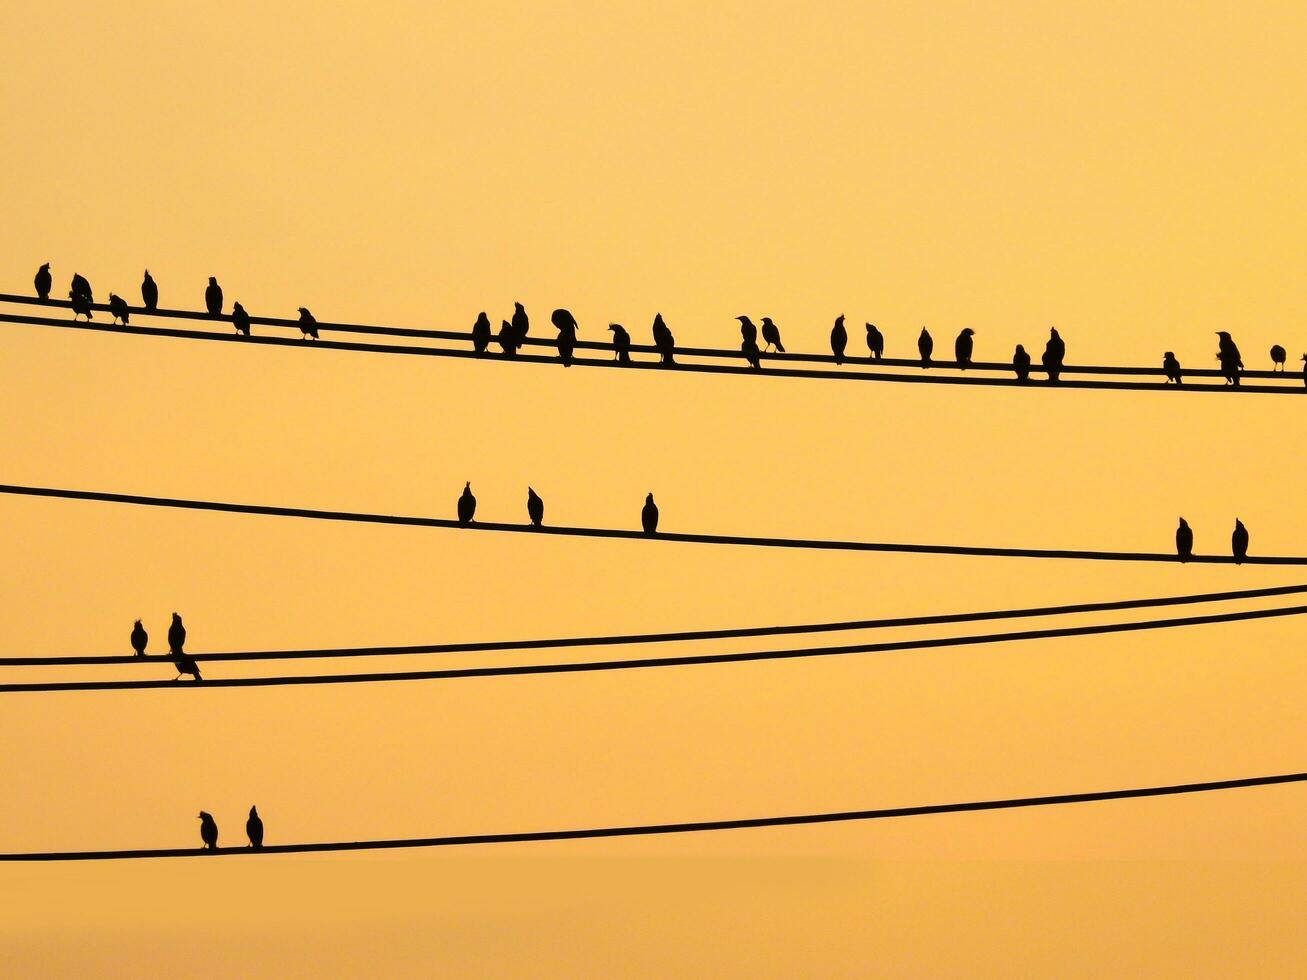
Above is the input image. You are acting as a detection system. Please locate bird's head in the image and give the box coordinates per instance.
[464,481,471,489]
[172,612,180,622]
[209,276,217,285]
[198,811,210,820]
[1050,327,1060,337]
[1165,351,1174,358]
[735,315,750,324]
[834,315,844,326]
[40,263,49,272]
[1179,518,1188,526]
[646,492,654,502]
[514,302,525,313]
[249,805,258,817]
[761,317,775,326]
[134,619,142,628]
[607,323,619,333]
[963,328,974,336]
[1016,344,1026,353]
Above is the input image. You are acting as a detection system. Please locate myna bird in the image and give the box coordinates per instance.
[141,270,158,311]
[232,302,251,337]
[760,317,784,353]
[205,277,223,316]
[108,293,130,325]
[608,324,631,364]
[168,612,187,655]
[1163,351,1182,385]
[742,335,761,370]
[198,811,218,850]
[511,302,530,343]
[865,323,884,360]
[551,308,579,366]
[736,315,757,345]
[69,290,93,321]
[499,319,519,356]
[917,328,933,367]
[34,263,52,300]
[1042,327,1065,383]
[1216,331,1242,386]
[527,487,544,527]
[1232,519,1249,562]
[830,315,847,364]
[297,307,319,340]
[471,313,492,354]
[954,328,974,368]
[458,482,476,524]
[247,806,264,850]
[642,493,659,534]
[1271,344,1287,372]
[1013,344,1031,382]
[1176,518,1193,561]
[131,619,148,657]
[652,314,675,365]
[71,273,93,304]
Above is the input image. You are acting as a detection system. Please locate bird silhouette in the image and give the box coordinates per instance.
[642,493,659,534]
[866,323,884,360]
[471,313,492,355]
[741,334,762,370]
[297,307,319,340]
[131,619,148,657]
[1302,354,1307,386]
[71,273,93,304]
[34,263,51,301]
[652,314,675,365]
[511,302,530,343]
[246,806,264,850]
[205,277,223,316]
[172,649,202,681]
[954,328,974,368]
[1216,332,1242,386]
[68,290,93,321]
[1176,518,1193,561]
[917,328,933,367]
[736,316,758,345]
[1042,328,1065,383]
[1270,344,1286,372]
[551,308,579,366]
[168,612,187,655]
[760,317,785,353]
[527,487,544,527]
[1232,519,1249,562]
[499,319,520,356]
[108,293,130,326]
[232,302,251,337]
[608,324,631,364]
[141,270,158,311]
[198,811,219,851]
[458,482,476,524]
[830,316,847,364]
[1013,344,1031,382]
[1163,352,1182,385]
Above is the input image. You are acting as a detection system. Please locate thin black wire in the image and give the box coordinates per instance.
[8,581,1307,667]
[3,769,1302,860]
[4,600,1304,693]
[1,483,1302,565]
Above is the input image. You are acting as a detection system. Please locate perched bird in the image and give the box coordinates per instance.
[742,334,762,370]
[168,613,200,679]
[736,315,758,345]
[458,482,476,524]
[172,649,202,681]
[527,487,544,527]
[34,263,52,301]
[198,811,219,851]
[231,302,251,337]
[1163,352,1182,385]
[1231,519,1249,563]
[641,493,659,534]
[499,319,520,356]
[205,277,223,316]
[1176,518,1193,561]
[608,324,632,364]
[1012,344,1031,382]
[511,302,530,343]
[760,317,785,353]
[297,307,319,340]
[830,315,847,364]
[471,313,492,354]
[68,290,93,321]
[108,293,130,325]
[551,308,579,366]
[652,314,675,365]
[131,619,148,657]
[1216,331,1242,386]
[168,612,187,655]
[865,323,884,360]
[71,273,93,304]
[917,328,933,367]
[1270,344,1287,372]
[954,328,975,368]
[141,270,158,311]
[1302,353,1307,387]
[246,806,264,850]
[1042,328,1065,383]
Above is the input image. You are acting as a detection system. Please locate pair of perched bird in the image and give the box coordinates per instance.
[130,613,202,680]
[1175,518,1249,562]
[198,806,264,851]
[828,317,887,363]
[455,484,661,533]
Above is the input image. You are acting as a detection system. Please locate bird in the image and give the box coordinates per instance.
[1163,352,1182,385]
[1270,344,1287,372]
[954,328,974,368]
[231,302,251,337]
[205,277,223,316]
[71,273,93,304]
[527,487,544,527]
[760,317,785,353]
[131,619,148,657]
[68,290,93,321]
[511,302,530,344]
[246,806,264,850]
[641,493,659,534]
[198,811,219,851]
[108,293,130,325]
[457,482,476,524]
[141,270,158,311]
[172,649,202,681]
[742,334,762,370]
[830,316,847,364]
[736,316,758,345]
[917,328,933,367]
[471,313,492,354]
[499,319,520,356]
[34,263,51,301]
[1216,331,1242,386]
[297,307,319,340]
[1042,328,1065,383]
[1232,519,1249,563]
[1176,518,1193,561]
[168,612,187,656]
[608,324,631,364]
[1302,354,1307,387]
[652,314,675,365]
[551,308,579,366]
[1013,344,1031,382]
[866,323,884,360]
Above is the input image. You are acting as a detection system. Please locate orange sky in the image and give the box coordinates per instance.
[2,1,1307,976]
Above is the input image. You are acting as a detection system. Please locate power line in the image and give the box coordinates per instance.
[5,600,1304,693]
[8,581,1307,667]
[1,483,1302,565]
[3,768,1302,861]
[2,307,1303,395]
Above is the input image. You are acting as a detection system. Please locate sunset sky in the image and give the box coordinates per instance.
[3,1,1307,975]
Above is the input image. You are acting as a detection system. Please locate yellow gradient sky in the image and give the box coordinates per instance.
[3,1,1307,976]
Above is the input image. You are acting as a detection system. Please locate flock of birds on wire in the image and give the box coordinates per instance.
[27,263,1306,385]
